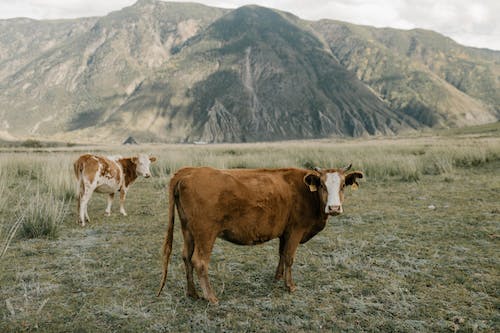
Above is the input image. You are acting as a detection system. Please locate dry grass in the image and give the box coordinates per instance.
[17,190,68,240]
[0,134,499,332]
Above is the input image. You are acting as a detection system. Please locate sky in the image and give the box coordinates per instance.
[0,0,498,51]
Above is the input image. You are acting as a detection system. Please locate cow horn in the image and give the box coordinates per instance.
[342,163,352,172]
[313,167,322,172]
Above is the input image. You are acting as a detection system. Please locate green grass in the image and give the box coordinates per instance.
[0,135,499,332]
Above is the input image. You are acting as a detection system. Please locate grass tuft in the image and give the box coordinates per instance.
[17,190,68,240]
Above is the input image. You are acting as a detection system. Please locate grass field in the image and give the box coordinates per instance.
[0,131,499,332]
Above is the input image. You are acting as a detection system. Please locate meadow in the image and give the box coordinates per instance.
[0,128,499,332]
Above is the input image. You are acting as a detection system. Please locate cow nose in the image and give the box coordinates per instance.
[328,205,343,214]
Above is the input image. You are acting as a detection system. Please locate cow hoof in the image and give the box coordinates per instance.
[287,285,297,293]
[274,274,283,281]
[105,212,111,216]
[187,291,199,300]
[207,296,219,305]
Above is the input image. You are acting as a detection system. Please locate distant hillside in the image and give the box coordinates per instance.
[312,21,499,127]
[0,0,498,143]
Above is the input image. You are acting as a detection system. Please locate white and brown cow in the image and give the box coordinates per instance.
[73,153,156,226]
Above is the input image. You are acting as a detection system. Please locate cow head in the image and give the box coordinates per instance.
[304,164,363,216]
[132,154,157,178]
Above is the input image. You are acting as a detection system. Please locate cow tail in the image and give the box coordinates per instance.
[157,176,179,297]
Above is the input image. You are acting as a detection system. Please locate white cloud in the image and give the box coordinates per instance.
[468,3,488,23]
[0,0,135,19]
[0,0,498,50]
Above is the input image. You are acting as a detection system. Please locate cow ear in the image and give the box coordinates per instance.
[303,173,320,192]
[345,171,363,190]
[149,156,157,163]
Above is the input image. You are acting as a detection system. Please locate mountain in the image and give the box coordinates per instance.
[0,0,498,143]
[113,5,412,142]
[0,0,228,141]
[312,21,499,127]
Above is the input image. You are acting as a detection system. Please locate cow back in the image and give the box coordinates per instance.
[172,167,325,245]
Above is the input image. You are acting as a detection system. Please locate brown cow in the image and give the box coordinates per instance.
[157,164,363,304]
[73,153,156,226]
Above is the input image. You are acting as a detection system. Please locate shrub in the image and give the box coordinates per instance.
[398,158,421,182]
[451,146,488,167]
[21,139,43,148]
[423,154,454,175]
[17,191,68,240]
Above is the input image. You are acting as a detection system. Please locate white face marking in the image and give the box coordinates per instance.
[325,172,342,213]
[135,154,152,177]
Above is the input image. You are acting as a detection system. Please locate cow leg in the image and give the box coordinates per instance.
[83,193,92,224]
[77,180,84,225]
[274,236,285,281]
[77,190,82,225]
[191,239,218,304]
[77,195,85,225]
[282,233,302,292]
[182,229,198,299]
[79,186,94,226]
[119,189,127,216]
[85,208,90,223]
[105,193,114,216]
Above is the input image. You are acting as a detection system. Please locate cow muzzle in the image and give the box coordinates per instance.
[326,205,343,215]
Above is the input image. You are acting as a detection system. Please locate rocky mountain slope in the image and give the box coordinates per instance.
[0,0,498,143]
[312,21,499,127]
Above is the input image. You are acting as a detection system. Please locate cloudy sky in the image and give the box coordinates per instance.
[1,0,498,50]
